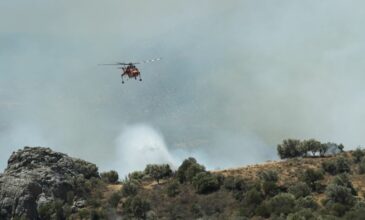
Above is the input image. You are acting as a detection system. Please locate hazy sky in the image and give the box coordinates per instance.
[1,1,365,173]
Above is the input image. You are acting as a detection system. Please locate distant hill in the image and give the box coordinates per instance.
[1,146,365,219]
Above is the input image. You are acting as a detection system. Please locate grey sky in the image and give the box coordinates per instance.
[1,1,365,172]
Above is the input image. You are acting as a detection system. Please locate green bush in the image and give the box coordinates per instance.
[108,192,122,208]
[144,164,172,184]
[288,182,311,198]
[335,157,351,174]
[301,168,324,190]
[100,170,119,183]
[262,181,279,197]
[166,180,180,197]
[128,171,145,181]
[358,158,365,174]
[259,170,278,182]
[37,199,65,220]
[244,188,264,206]
[352,148,365,163]
[323,157,351,175]
[121,180,139,197]
[176,157,205,183]
[223,176,246,191]
[240,188,264,217]
[122,196,150,219]
[295,196,318,210]
[78,209,90,219]
[37,202,54,220]
[191,203,204,218]
[332,173,357,195]
[287,209,315,220]
[267,193,296,216]
[277,139,301,159]
[300,139,322,156]
[322,160,338,175]
[192,172,221,194]
[327,202,350,217]
[325,184,355,206]
[344,206,365,220]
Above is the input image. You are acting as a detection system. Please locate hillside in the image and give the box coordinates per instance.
[2,146,365,219]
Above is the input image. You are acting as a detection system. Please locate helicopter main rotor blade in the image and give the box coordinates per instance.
[139,58,162,64]
[98,63,129,66]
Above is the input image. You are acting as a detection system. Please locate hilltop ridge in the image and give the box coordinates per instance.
[1,146,365,219]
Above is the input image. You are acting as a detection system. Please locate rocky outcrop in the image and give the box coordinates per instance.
[0,147,99,219]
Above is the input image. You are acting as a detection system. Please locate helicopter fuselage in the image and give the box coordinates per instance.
[122,66,140,78]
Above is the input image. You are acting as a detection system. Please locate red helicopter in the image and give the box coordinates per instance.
[99,58,161,84]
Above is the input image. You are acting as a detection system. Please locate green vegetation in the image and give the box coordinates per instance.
[38,139,365,219]
[100,170,119,183]
[176,157,205,183]
[277,138,344,159]
[144,164,172,184]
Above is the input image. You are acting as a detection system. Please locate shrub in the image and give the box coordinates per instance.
[240,188,264,217]
[100,170,119,183]
[166,180,180,197]
[37,199,65,220]
[344,206,365,220]
[121,180,139,197]
[287,209,315,220]
[144,164,172,184]
[335,157,351,174]
[108,192,122,208]
[192,172,221,194]
[244,188,264,206]
[267,193,296,216]
[295,196,318,210]
[301,168,324,190]
[322,160,338,175]
[332,173,357,195]
[259,170,278,182]
[327,202,350,217]
[191,203,204,218]
[176,157,205,183]
[323,157,351,175]
[325,184,355,206]
[288,182,311,198]
[300,139,322,156]
[128,171,145,181]
[37,202,54,220]
[78,209,90,219]
[122,196,150,219]
[90,209,105,220]
[358,158,365,174]
[277,139,301,159]
[262,181,279,198]
[352,148,365,163]
[224,176,246,191]
[319,143,330,156]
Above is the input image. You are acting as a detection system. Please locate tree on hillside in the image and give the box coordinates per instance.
[192,172,221,194]
[144,164,172,184]
[301,139,322,156]
[319,143,329,157]
[277,139,301,159]
[100,170,119,184]
[176,157,205,183]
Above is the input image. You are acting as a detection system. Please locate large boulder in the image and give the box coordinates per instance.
[0,146,99,219]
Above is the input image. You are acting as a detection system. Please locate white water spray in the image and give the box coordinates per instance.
[115,124,177,176]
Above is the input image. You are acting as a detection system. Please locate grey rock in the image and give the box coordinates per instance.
[73,199,86,208]
[0,146,99,219]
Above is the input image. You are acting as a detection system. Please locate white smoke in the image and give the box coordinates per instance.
[115,124,178,176]
[112,124,276,177]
